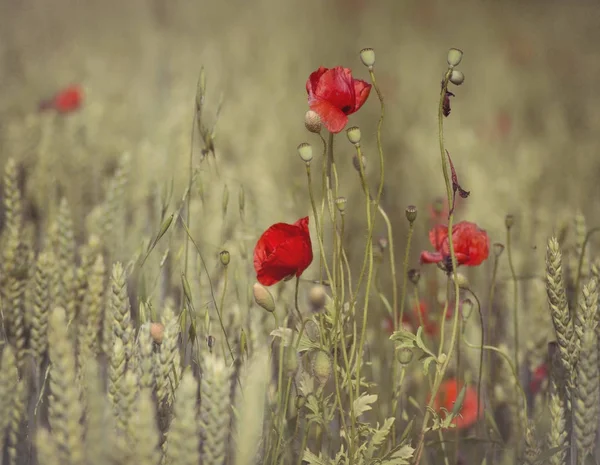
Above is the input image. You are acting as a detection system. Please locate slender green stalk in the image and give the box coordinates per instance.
[413,67,461,465]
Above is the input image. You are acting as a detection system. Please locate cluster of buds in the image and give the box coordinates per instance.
[447,48,465,86]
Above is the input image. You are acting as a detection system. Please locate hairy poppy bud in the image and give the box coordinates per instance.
[449,69,465,86]
[253,282,276,313]
[219,250,230,266]
[297,142,313,163]
[346,126,361,145]
[304,110,322,133]
[360,48,376,68]
[405,205,417,223]
[447,48,463,67]
[311,350,332,385]
[308,285,327,310]
[396,347,413,365]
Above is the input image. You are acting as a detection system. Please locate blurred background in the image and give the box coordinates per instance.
[1,0,600,293]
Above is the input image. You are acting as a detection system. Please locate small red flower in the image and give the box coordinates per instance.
[253,217,313,286]
[39,85,83,113]
[420,221,490,268]
[529,363,549,395]
[430,379,481,430]
[306,66,371,134]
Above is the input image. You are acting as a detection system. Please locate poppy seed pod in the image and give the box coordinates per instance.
[493,242,505,257]
[405,205,417,223]
[311,350,332,385]
[408,268,421,286]
[219,250,230,266]
[335,197,347,213]
[449,69,465,86]
[304,110,322,133]
[505,214,514,229]
[447,48,463,67]
[297,143,313,163]
[346,126,361,145]
[360,48,376,68]
[253,282,276,313]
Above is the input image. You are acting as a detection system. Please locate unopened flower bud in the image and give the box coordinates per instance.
[285,349,299,375]
[308,285,327,310]
[304,110,322,133]
[253,282,276,313]
[378,236,388,251]
[219,250,230,266]
[396,347,413,365]
[311,350,332,385]
[453,273,470,289]
[405,205,417,223]
[461,298,474,320]
[408,268,421,286]
[360,48,376,68]
[505,214,514,229]
[447,48,463,67]
[353,154,366,172]
[449,69,465,85]
[438,353,447,365]
[335,197,347,213]
[346,126,361,145]
[150,322,165,344]
[297,142,313,163]
[295,395,306,410]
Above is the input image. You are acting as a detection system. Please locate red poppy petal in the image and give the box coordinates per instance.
[310,99,349,133]
[352,79,372,113]
[429,224,448,250]
[311,67,355,111]
[420,251,443,264]
[306,67,328,100]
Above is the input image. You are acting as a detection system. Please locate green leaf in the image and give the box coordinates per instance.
[302,450,331,465]
[353,393,378,419]
[451,384,467,417]
[380,444,415,465]
[366,417,395,458]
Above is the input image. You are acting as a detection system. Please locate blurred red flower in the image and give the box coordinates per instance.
[431,379,481,430]
[384,300,449,337]
[306,66,371,134]
[253,217,313,286]
[529,362,548,395]
[39,85,83,113]
[420,221,490,268]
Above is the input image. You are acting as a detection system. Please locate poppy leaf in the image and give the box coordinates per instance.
[451,384,467,417]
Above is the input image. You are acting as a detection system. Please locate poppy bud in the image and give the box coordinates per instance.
[308,285,327,310]
[438,353,447,365]
[295,395,306,410]
[405,205,417,224]
[449,69,465,86]
[453,273,470,289]
[305,110,322,133]
[219,250,230,266]
[408,268,421,286]
[505,214,514,229]
[360,48,376,69]
[396,347,413,365]
[311,350,332,385]
[297,142,313,163]
[352,154,367,172]
[346,126,361,145]
[253,282,276,313]
[335,197,347,213]
[447,48,463,67]
[378,236,388,251]
[285,349,299,375]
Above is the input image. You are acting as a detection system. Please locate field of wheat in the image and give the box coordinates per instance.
[1,0,600,464]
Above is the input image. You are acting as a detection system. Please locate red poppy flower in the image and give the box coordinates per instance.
[420,221,489,267]
[529,363,548,395]
[253,217,313,286]
[39,85,83,113]
[430,379,481,430]
[306,66,371,134]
